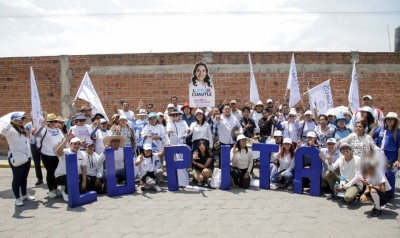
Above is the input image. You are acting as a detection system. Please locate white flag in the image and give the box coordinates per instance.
[287,54,301,107]
[75,72,109,121]
[308,79,334,115]
[249,54,260,104]
[30,67,43,128]
[348,61,359,113]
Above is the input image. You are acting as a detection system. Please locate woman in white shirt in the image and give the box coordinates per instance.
[230,135,253,189]
[281,108,301,147]
[91,118,112,155]
[69,113,93,146]
[188,109,213,151]
[360,159,392,217]
[142,112,166,153]
[1,113,35,206]
[135,143,164,192]
[35,113,65,199]
[271,138,295,189]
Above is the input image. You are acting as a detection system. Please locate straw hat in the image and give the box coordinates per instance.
[46,113,57,122]
[255,100,264,107]
[385,112,399,122]
[102,135,126,147]
[137,109,147,116]
[56,116,66,122]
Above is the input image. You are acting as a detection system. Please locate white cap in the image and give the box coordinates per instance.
[304,110,313,116]
[362,95,373,100]
[266,99,273,104]
[255,100,264,106]
[99,118,107,124]
[236,134,247,141]
[157,112,164,117]
[340,143,351,151]
[119,115,128,120]
[230,100,237,104]
[307,131,317,138]
[360,106,373,114]
[326,138,337,144]
[143,143,152,150]
[167,103,174,109]
[195,108,203,114]
[70,137,81,143]
[289,108,297,115]
[273,130,283,137]
[283,138,292,144]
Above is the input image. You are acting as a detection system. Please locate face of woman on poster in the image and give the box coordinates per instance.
[195,65,207,83]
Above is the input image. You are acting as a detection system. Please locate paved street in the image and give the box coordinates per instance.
[0,168,399,238]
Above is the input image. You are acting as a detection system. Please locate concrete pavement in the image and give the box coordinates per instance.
[0,168,399,238]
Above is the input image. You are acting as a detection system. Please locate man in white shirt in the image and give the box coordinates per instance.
[55,135,87,202]
[230,100,243,121]
[319,138,341,199]
[84,142,104,193]
[251,100,264,135]
[326,143,362,202]
[170,96,182,111]
[214,104,243,146]
[114,100,136,121]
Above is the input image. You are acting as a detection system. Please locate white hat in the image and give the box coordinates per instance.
[289,108,297,115]
[326,138,337,144]
[157,112,164,117]
[230,100,237,104]
[385,112,399,121]
[70,137,81,144]
[362,95,373,100]
[360,106,373,114]
[236,134,248,142]
[99,118,107,124]
[255,100,264,106]
[304,110,313,116]
[167,103,175,109]
[307,131,317,138]
[103,135,126,147]
[119,115,128,120]
[143,143,152,151]
[283,138,292,144]
[137,109,147,116]
[273,130,283,137]
[195,108,204,114]
[340,143,351,151]
[266,99,273,104]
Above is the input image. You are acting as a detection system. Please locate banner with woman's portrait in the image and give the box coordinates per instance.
[189,61,215,107]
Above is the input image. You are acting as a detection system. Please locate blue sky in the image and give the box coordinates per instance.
[0,0,398,57]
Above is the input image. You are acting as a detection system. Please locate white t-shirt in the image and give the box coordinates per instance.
[366,171,392,192]
[70,125,92,143]
[167,120,189,145]
[55,148,86,178]
[189,121,213,148]
[118,109,135,120]
[83,151,103,178]
[141,124,166,153]
[281,120,301,142]
[299,120,317,137]
[137,153,162,179]
[94,129,111,155]
[251,111,263,133]
[40,127,65,156]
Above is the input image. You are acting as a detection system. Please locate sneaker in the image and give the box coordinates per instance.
[61,189,68,202]
[287,183,293,190]
[47,190,57,198]
[326,194,336,200]
[141,184,150,191]
[22,194,35,201]
[154,185,161,192]
[15,198,24,207]
[204,181,209,187]
[35,180,43,186]
[54,189,62,196]
[371,208,382,217]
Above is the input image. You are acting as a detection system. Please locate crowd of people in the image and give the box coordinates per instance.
[2,94,399,217]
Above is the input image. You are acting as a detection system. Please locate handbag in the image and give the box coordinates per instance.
[210,168,221,189]
[10,152,29,167]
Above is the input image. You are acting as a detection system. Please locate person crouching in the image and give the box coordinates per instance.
[135,143,163,192]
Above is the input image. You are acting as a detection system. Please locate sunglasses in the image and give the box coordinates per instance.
[289,115,296,118]
[172,114,180,117]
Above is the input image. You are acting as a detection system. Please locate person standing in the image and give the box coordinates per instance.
[230,100,243,121]
[181,103,195,127]
[214,104,243,147]
[35,113,65,198]
[352,95,384,126]
[187,109,213,151]
[110,115,136,150]
[91,118,112,155]
[69,113,93,147]
[250,101,264,135]
[113,100,135,121]
[239,106,256,139]
[1,113,35,206]
[141,112,166,153]
[259,109,282,143]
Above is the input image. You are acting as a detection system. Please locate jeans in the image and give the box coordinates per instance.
[41,154,59,191]
[30,144,43,181]
[102,168,126,182]
[271,170,293,184]
[8,156,31,199]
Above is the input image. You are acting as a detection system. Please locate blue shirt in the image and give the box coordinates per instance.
[373,126,400,161]
[332,127,352,141]
[181,114,195,128]
[320,148,340,173]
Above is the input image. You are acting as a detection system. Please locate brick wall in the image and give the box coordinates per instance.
[1,52,400,154]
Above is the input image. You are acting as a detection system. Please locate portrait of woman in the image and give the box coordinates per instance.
[189,61,215,108]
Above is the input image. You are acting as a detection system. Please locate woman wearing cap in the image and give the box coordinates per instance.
[268,131,284,177]
[358,106,376,134]
[371,112,400,199]
[91,118,112,155]
[230,135,253,188]
[271,138,295,189]
[164,104,175,123]
[301,131,319,148]
[187,109,213,151]
[69,113,93,146]
[142,112,166,153]
[360,159,392,217]
[111,115,136,149]
[1,113,35,206]
[35,113,65,198]
[250,100,264,135]
[331,115,353,141]
[336,121,379,158]
[55,132,87,202]
[136,143,164,192]
[133,109,147,154]
[192,140,213,187]
[181,103,195,127]
[281,108,301,148]
[299,110,318,143]
[314,114,333,149]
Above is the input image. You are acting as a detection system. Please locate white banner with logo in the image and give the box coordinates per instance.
[30,67,43,129]
[308,79,334,114]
